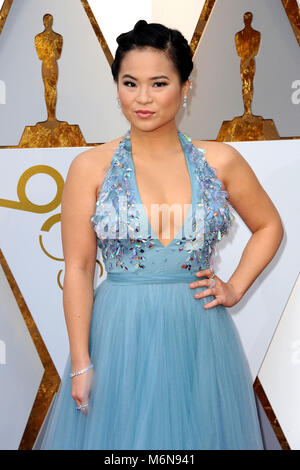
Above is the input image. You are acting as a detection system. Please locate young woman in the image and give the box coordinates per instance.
[39,20,283,450]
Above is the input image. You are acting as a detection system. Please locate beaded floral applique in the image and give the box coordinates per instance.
[90,130,234,272]
[178,132,235,270]
[90,133,157,271]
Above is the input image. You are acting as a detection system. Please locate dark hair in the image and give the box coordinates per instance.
[111,20,193,85]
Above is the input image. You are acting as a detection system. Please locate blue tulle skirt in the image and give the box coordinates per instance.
[38,272,264,450]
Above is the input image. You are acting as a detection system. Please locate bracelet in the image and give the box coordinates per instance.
[70,363,94,379]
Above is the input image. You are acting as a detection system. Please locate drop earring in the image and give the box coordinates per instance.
[182,74,193,109]
[116,97,121,108]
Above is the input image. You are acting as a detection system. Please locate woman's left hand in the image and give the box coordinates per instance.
[189,269,241,309]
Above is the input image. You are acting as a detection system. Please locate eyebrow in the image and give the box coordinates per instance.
[121,74,170,80]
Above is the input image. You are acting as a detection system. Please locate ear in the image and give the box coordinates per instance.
[181,79,190,99]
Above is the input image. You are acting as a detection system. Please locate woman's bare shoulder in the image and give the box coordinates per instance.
[191,139,241,164]
[74,136,123,165]
[191,139,249,192]
[70,135,124,198]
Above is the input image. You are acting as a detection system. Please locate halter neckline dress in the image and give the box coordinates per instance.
[38,129,264,450]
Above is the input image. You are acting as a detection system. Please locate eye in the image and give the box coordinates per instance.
[123,81,136,87]
[153,81,168,87]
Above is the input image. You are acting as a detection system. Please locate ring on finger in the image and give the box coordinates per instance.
[77,403,89,410]
[209,277,216,288]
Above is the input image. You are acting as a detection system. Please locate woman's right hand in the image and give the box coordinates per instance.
[71,364,94,415]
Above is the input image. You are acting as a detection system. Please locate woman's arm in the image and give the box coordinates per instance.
[61,140,120,411]
[61,150,99,371]
[190,142,284,308]
[223,144,284,301]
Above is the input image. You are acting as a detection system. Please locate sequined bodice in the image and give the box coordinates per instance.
[90,129,234,276]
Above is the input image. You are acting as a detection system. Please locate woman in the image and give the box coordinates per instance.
[39,20,283,450]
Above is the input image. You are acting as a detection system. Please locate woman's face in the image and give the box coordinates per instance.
[117,47,190,132]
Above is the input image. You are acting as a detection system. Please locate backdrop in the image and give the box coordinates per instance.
[0,0,299,450]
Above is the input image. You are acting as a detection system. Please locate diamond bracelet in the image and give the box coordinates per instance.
[69,363,94,379]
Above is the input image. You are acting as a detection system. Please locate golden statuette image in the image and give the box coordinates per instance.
[218,11,280,141]
[19,13,86,147]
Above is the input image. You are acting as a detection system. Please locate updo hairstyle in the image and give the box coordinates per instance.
[111,20,193,85]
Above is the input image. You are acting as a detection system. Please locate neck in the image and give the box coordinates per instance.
[129,121,182,160]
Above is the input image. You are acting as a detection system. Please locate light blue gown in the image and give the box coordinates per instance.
[38,130,264,450]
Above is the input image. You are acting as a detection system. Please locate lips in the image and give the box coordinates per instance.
[136,110,154,114]
[135,110,155,118]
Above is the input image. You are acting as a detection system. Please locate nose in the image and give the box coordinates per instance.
[136,86,153,104]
